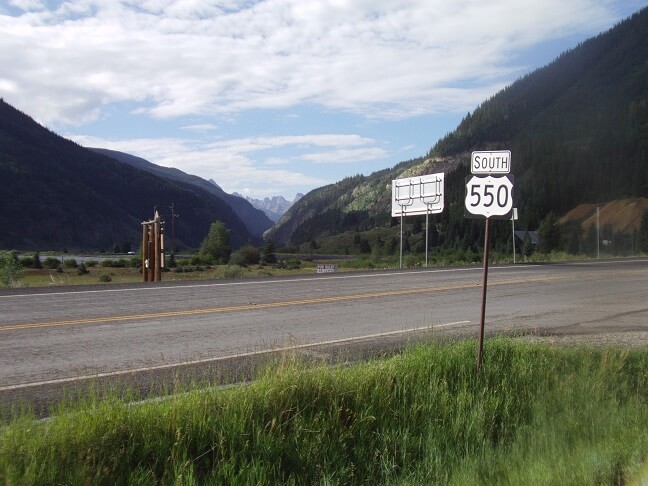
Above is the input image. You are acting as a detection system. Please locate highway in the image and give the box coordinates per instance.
[0,259,647,413]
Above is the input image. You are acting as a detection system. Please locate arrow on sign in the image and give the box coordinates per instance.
[465,175,514,219]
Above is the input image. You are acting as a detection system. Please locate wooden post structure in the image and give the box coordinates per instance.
[141,211,164,282]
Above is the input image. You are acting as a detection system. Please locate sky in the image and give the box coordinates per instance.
[1,1,645,201]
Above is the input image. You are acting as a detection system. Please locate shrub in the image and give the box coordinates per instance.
[285,258,302,270]
[100,259,128,268]
[63,259,78,269]
[85,260,99,268]
[404,254,419,268]
[20,257,34,268]
[222,265,244,279]
[229,245,260,267]
[98,273,112,283]
[76,263,89,275]
[31,252,42,269]
[43,257,61,269]
[0,251,23,287]
[190,255,212,266]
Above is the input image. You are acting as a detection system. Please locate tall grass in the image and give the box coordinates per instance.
[0,339,646,484]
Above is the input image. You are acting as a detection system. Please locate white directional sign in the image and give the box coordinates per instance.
[392,173,444,217]
[465,175,514,219]
[471,150,511,174]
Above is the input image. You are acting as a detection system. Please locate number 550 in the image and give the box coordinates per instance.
[469,182,509,208]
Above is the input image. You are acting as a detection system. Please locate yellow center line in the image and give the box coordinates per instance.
[0,276,559,332]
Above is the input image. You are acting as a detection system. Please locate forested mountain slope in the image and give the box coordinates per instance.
[268,8,647,249]
[0,100,260,251]
[90,148,273,238]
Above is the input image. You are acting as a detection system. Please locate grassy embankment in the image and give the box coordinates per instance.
[1,339,646,484]
[15,250,637,288]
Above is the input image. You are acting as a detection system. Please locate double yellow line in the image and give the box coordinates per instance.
[1,276,559,333]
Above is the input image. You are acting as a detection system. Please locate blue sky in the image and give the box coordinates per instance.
[1,0,645,200]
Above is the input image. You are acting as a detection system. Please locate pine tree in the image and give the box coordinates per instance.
[261,239,278,265]
[537,213,561,253]
[522,231,534,257]
[199,221,231,264]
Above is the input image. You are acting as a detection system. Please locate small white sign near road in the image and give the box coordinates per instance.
[465,174,514,219]
[471,150,511,174]
[317,264,338,273]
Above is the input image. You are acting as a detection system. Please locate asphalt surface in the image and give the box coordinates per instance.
[1,259,647,417]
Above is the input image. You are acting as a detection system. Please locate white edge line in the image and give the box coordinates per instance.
[3,259,646,300]
[0,321,471,392]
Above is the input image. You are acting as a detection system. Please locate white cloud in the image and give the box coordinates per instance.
[2,0,639,199]
[181,123,219,132]
[301,147,388,164]
[69,132,369,197]
[0,0,627,125]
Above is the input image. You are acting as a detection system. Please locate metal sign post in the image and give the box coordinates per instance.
[477,217,491,373]
[512,207,518,264]
[392,173,444,269]
[465,150,513,373]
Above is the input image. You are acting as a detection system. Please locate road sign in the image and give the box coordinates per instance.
[471,150,511,174]
[391,173,444,216]
[465,174,514,219]
[317,264,338,273]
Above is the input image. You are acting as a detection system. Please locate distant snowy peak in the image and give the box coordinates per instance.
[233,193,303,222]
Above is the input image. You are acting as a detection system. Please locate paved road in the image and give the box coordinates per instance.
[0,259,647,412]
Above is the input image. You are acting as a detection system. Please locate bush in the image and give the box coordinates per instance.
[0,251,23,287]
[76,263,89,275]
[229,245,260,267]
[43,257,61,269]
[20,257,34,268]
[222,265,244,279]
[85,260,99,268]
[31,252,42,269]
[190,255,212,266]
[285,258,302,270]
[63,259,78,269]
[100,259,128,268]
[98,273,112,283]
[404,254,419,268]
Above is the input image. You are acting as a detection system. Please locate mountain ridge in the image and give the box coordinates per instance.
[233,193,303,222]
[267,7,648,249]
[89,148,274,237]
[0,100,261,251]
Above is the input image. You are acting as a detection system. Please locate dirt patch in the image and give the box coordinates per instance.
[559,198,648,235]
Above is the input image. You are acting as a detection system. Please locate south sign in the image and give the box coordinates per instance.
[471,150,511,174]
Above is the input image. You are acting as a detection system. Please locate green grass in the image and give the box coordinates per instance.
[0,339,647,484]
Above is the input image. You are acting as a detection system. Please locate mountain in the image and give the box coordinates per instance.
[234,193,303,222]
[0,99,261,251]
[267,8,648,249]
[90,148,274,237]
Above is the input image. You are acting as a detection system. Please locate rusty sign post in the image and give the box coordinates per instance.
[141,210,165,282]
